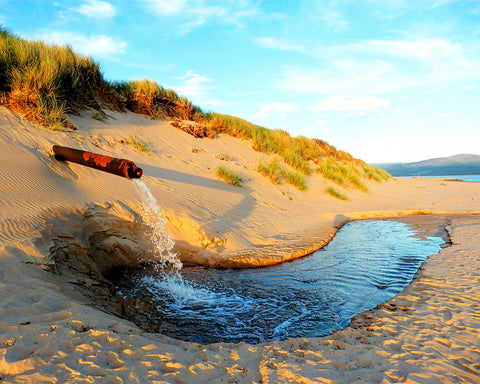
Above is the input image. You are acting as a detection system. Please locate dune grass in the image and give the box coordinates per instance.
[128,135,150,153]
[315,158,370,191]
[0,26,391,196]
[113,79,203,121]
[0,27,118,129]
[257,156,307,190]
[362,165,391,182]
[216,166,243,187]
[257,157,283,184]
[326,187,348,200]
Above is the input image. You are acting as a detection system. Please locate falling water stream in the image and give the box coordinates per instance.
[114,180,445,344]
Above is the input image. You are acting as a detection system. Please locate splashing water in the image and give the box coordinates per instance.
[131,179,212,306]
[132,179,182,272]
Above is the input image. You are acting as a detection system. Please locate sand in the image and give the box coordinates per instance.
[0,105,479,383]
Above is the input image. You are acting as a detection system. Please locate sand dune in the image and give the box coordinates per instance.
[1,106,479,383]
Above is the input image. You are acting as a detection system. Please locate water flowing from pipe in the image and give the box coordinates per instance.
[132,179,182,272]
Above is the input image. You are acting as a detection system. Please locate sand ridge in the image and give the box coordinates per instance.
[1,106,480,383]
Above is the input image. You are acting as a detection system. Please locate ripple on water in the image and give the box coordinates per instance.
[110,220,444,344]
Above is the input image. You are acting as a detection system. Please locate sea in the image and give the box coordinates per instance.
[405,175,480,182]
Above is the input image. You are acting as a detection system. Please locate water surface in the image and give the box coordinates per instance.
[111,219,444,344]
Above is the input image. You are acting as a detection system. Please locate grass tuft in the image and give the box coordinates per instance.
[128,135,150,153]
[326,187,348,200]
[216,166,243,186]
[215,153,232,161]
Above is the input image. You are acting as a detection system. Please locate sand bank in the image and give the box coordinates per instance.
[1,106,479,382]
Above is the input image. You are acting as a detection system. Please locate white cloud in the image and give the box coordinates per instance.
[256,102,297,119]
[255,37,304,52]
[314,119,328,125]
[140,0,188,15]
[172,70,214,99]
[139,0,258,32]
[37,31,127,59]
[75,0,116,18]
[279,38,480,96]
[311,96,391,111]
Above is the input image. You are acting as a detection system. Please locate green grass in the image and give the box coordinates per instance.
[0,27,117,129]
[257,156,307,190]
[282,169,307,190]
[362,165,391,182]
[257,157,282,184]
[326,187,348,200]
[216,166,243,186]
[128,135,150,153]
[315,158,368,192]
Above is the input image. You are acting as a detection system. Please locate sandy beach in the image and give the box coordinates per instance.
[1,105,479,383]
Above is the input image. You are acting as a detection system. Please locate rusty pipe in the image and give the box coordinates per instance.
[53,145,143,179]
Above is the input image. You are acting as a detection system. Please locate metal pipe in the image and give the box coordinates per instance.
[52,145,143,179]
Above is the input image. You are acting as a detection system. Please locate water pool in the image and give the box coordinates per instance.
[109,219,444,344]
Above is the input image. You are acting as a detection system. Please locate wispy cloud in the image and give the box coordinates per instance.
[255,102,297,119]
[254,37,304,52]
[172,70,214,99]
[309,1,349,32]
[279,38,480,96]
[37,31,127,59]
[74,0,116,18]
[139,0,188,15]
[311,96,391,111]
[139,0,259,33]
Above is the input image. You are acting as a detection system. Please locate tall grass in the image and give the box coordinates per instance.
[257,157,283,184]
[316,157,369,191]
[113,79,203,121]
[257,156,307,190]
[362,164,391,182]
[0,27,117,129]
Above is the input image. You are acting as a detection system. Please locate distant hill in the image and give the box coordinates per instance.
[372,154,480,176]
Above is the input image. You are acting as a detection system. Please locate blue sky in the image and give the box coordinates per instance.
[2,0,480,163]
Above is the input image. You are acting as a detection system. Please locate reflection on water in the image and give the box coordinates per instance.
[110,220,444,344]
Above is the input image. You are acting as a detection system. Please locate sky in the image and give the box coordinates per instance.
[2,0,480,163]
